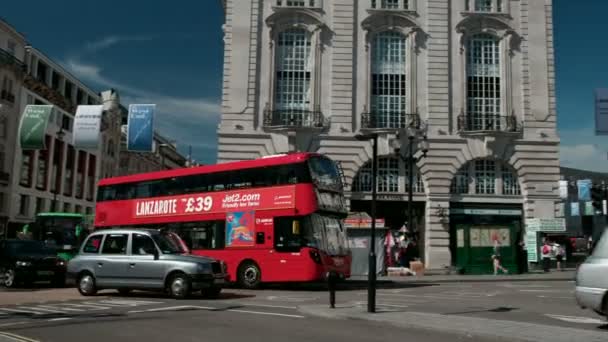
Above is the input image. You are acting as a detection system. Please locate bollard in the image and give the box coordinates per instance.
[327,271,337,309]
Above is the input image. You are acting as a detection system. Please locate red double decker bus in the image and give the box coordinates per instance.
[94,153,351,288]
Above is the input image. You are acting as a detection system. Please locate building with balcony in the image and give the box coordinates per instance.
[0,18,27,233]
[217,0,560,272]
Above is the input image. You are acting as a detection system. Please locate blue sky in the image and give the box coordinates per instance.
[2,1,608,170]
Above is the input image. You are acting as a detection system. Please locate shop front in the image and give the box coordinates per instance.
[450,204,524,275]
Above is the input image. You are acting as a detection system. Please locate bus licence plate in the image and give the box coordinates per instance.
[333,258,344,266]
[214,278,225,284]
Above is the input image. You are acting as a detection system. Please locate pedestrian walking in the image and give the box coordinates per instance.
[554,242,565,271]
[491,240,508,275]
[541,240,552,272]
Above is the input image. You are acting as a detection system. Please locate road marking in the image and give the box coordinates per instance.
[537,295,573,299]
[36,305,84,312]
[266,296,318,302]
[98,299,163,306]
[0,308,45,315]
[127,305,215,314]
[545,314,606,325]
[0,332,39,342]
[0,322,28,328]
[239,303,298,309]
[47,317,72,322]
[228,309,305,318]
[17,306,71,314]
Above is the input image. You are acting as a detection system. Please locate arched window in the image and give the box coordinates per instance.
[465,33,501,131]
[450,159,520,196]
[274,29,312,125]
[352,157,424,193]
[371,31,407,129]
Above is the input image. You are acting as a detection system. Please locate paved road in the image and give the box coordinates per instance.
[0,279,605,341]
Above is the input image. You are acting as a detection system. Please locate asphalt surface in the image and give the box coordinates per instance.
[0,279,605,341]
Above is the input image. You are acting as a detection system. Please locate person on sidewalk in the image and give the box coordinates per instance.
[492,240,508,275]
[554,242,565,271]
[541,240,552,272]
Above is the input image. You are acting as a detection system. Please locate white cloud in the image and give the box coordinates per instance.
[559,126,608,172]
[61,36,221,162]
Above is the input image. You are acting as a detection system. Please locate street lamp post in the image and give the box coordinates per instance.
[52,128,65,212]
[396,131,429,241]
[355,132,378,313]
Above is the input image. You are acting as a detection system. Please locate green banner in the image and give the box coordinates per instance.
[19,105,53,150]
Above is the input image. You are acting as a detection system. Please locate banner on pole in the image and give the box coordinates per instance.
[73,105,103,149]
[571,202,580,217]
[127,104,155,152]
[577,179,592,201]
[19,105,53,150]
[559,180,568,199]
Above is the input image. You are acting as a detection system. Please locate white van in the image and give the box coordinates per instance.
[575,228,608,318]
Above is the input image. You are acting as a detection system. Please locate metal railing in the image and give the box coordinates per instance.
[274,0,322,9]
[263,109,328,129]
[370,0,411,10]
[361,112,420,130]
[457,114,521,133]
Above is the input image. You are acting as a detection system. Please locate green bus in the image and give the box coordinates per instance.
[21,212,92,261]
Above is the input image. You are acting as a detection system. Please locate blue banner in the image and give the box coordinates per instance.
[127,104,155,152]
[570,202,580,217]
[577,179,592,201]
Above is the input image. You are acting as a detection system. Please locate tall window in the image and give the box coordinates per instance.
[352,157,423,193]
[466,34,501,131]
[502,165,521,195]
[64,145,75,196]
[20,151,34,187]
[475,159,495,194]
[474,0,492,12]
[371,31,407,128]
[451,167,469,194]
[274,29,312,125]
[451,159,519,196]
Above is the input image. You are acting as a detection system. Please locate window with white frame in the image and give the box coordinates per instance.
[352,157,423,193]
[276,0,318,7]
[475,159,495,194]
[378,157,399,192]
[405,165,424,193]
[371,31,407,128]
[474,0,492,12]
[451,159,520,196]
[371,0,410,10]
[274,29,312,125]
[451,167,469,194]
[466,33,501,131]
[502,165,521,195]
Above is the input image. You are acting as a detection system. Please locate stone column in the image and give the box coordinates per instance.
[423,196,452,271]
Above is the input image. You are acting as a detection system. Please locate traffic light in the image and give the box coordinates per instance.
[591,185,605,213]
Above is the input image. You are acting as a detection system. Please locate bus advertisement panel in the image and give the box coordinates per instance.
[94,153,351,288]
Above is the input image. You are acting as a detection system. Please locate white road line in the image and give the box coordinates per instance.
[0,321,27,328]
[17,306,67,314]
[127,305,215,314]
[239,303,298,309]
[37,305,84,312]
[519,289,573,293]
[98,300,163,306]
[0,308,45,315]
[0,332,39,342]
[61,303,111,310]
[47,317,72,322]
[537,295,573,299]
[228,309,305,318]
[545,314,606,325]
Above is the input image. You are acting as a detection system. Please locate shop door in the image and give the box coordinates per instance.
[453,224,518,274]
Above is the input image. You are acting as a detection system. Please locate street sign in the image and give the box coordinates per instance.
[525,218,566,232]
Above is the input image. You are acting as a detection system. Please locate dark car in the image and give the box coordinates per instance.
[0,239,67,288]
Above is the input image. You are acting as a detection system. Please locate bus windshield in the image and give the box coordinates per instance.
[303,214,348,256]
[308,157,342,191]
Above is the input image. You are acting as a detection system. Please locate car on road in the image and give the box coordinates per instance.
[66,229,228,299]
[0,239,67,288]
[575,228,608,318]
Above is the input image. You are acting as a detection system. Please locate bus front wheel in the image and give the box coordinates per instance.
[238,262,261,289]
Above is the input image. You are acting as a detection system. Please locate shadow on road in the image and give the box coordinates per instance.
[443,306,518,315]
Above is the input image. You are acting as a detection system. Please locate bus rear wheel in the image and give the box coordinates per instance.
[238,262,261,289]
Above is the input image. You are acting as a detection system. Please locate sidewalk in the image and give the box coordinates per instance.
[0,287,101,306]
[297,304,606,342]
[349,269,575,284]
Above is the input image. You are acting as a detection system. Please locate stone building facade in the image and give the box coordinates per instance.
[217,0,560,271]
